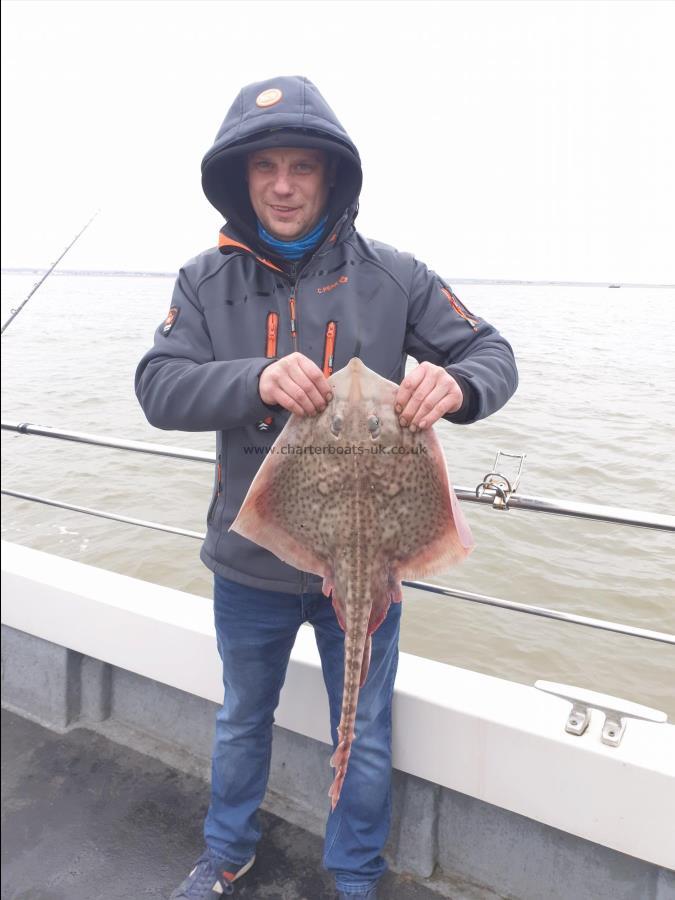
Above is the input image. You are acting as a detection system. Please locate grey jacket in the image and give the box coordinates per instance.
[135,76,518,594]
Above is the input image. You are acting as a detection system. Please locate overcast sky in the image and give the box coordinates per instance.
[2,0,674,283]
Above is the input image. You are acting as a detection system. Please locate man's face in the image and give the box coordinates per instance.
[247,147,331,241]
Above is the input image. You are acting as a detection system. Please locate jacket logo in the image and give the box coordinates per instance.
[161,306,180,336]
[317,275,348,295]
[441,286,479,331]
[256,88,283,108]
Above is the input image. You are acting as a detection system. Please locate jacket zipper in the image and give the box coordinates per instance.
[322,321,337,377]
[441,286,480,331]
[207,453,222,525]
[257,312,279,432]
[288,261,301,352]
[288,292,298,352]
[291,261,318,593]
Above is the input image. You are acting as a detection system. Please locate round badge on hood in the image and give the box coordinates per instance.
[201,76,363,251]
[256,88,283,108]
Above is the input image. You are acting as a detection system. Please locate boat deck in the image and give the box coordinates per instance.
[1,709,443,900]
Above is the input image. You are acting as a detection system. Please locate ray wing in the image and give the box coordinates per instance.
[230,417,346,577]
[368,427,473,580]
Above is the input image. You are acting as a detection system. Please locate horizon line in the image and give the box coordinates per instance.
[1,267,673,290]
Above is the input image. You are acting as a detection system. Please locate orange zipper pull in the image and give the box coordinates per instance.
[258,311,280,432]
[265,311,279,358]
[323,321,337,378]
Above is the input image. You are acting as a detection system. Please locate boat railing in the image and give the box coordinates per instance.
[2,419,674,647]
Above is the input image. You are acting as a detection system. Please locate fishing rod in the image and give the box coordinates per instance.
[1,210,100,335]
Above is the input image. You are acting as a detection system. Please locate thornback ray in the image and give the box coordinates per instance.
[230,357,473,809]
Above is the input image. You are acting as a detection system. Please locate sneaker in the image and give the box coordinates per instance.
[169,850,255,898]
[337,887,378,899]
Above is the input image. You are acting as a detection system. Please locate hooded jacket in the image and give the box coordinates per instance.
[135,75,518,594]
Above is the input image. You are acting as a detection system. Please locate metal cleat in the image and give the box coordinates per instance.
[534,680,668,747]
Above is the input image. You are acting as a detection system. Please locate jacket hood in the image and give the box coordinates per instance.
[201,76,362,251]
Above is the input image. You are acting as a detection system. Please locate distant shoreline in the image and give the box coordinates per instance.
[1,268,177,279]
[1,267,673,289]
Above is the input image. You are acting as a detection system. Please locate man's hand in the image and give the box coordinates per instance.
[395,362,463,431]
[259,352,332,416]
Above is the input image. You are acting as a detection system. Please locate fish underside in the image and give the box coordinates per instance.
[231,358,473,809]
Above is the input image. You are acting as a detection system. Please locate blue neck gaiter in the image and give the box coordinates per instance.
[257,215,328,261]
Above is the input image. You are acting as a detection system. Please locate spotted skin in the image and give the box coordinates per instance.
[231,358,473,808]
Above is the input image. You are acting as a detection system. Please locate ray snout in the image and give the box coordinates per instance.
[347,358,363,403]
[330,358,387,406]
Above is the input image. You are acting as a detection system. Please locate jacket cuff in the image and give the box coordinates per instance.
[444,370,478,424]
[255,358,288,413]
[247,358,285,418]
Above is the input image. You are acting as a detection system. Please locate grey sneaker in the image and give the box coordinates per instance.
[169,850,255,898]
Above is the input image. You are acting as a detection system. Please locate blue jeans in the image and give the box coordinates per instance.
[204,575,401,894]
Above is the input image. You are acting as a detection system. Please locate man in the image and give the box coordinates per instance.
[135,75,518,900]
